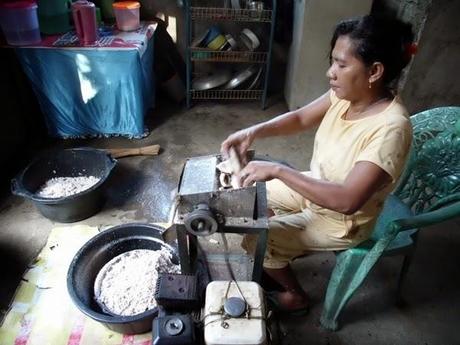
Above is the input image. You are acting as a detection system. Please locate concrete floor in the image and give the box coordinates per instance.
[1,97,459,344]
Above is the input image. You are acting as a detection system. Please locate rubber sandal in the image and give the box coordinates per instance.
[265,291,310,317]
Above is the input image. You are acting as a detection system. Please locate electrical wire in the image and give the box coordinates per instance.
[220,232,248,308]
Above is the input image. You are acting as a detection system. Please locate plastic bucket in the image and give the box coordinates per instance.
[67,223,178,334]
[112,1,140,31]
[0,1,41,46]
[11,148,117,223]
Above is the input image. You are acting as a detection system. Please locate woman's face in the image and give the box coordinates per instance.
[327,35,370,101]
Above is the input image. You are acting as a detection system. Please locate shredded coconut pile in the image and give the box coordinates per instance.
[94,248,180,316]
[37,176,100,198]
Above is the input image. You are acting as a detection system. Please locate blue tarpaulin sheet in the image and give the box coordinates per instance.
[15,34,154,138]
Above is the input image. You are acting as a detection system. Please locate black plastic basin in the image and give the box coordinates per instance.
[11,147,116,223]
[67,223,179,334]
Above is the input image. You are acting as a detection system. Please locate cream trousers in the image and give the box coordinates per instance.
[242,176,361,269]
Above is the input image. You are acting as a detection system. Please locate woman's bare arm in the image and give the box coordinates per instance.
[221,91,331,158]
[240,160,391,215]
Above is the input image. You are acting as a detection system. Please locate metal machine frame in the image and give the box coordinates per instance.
[173,182,268,283]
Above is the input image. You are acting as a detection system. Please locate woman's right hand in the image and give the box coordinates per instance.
[221,127,255,164]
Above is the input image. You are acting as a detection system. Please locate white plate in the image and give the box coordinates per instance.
[240,28,260,51]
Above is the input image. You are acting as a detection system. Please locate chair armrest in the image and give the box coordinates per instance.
[391,200,460,233]
[350,200,460,265]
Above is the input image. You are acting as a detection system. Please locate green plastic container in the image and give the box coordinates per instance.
[37,0,72,34]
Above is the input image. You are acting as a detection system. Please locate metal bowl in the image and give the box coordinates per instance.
[67,223,179,334]
[223,65,258,89]
[192,70,232,91]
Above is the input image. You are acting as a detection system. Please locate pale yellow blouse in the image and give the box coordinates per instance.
[306,91,413,239]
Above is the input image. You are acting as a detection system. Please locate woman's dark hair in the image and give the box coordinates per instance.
[330,15,414,88]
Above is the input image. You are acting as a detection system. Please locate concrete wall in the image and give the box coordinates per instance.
[401,0,460,113]
[284,0,373,111]
[283,0,459,113]
[372,0,432,92]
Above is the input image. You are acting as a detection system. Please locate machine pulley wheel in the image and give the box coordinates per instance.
[184,204,218,236]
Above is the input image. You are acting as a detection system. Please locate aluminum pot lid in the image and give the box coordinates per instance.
[192,70,232,91]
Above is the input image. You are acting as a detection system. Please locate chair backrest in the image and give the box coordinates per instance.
[394,106,460,215]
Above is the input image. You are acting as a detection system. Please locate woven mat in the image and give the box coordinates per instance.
[0,225,152,345]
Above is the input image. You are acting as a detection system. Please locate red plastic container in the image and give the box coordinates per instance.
[71,0,98,46]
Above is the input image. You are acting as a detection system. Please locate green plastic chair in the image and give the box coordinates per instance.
[320,106,460,331]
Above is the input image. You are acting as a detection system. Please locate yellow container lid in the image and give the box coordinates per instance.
[207,34,226,50]
[112,1,140,9]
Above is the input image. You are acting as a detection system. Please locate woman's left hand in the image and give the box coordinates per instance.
[238,161,281,187]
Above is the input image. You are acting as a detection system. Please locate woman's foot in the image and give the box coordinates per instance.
[266,290,310,316]
[276,290,309,310]
[263,265,309,315]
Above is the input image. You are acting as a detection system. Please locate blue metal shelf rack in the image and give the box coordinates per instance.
[185,0,277,109]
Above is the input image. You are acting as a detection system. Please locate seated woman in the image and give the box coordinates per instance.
[221,15,415,314]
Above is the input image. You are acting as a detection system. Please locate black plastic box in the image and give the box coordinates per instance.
[155,273,200,310]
